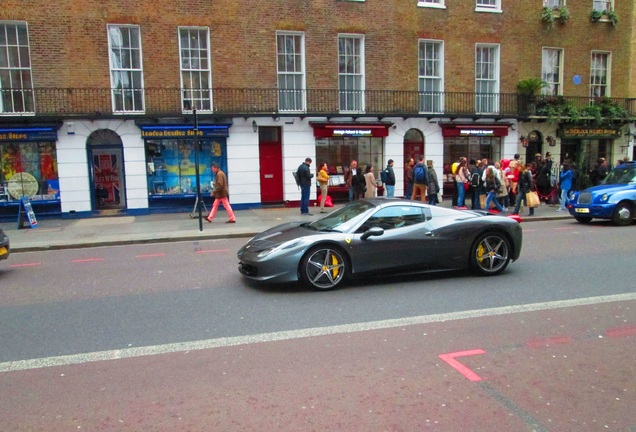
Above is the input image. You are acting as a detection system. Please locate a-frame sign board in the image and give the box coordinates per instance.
[17,196,38,229]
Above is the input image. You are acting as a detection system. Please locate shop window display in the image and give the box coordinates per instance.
[315,136,384,182]
[0,142,59,203]
[145,138,225,196]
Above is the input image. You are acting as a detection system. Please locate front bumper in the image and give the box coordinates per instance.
[567,203,616,219]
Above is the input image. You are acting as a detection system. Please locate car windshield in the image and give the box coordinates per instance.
[308,201,376,232]
[603,165,636,185]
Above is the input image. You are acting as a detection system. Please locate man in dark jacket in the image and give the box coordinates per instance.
[383,159,396,197]
[297,157,314,215]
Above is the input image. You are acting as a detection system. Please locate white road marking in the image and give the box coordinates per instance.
[1,292,634,373]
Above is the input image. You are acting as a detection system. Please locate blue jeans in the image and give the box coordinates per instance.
[514,191,534,215]
[457,183,465,207]
[485,191,505,212]
[385,185,395,197]
[405,182,413,200]
[559,188,569,210]
[300,185,310,214]
[428,192,438,205]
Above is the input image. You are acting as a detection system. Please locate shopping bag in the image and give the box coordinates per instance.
[325,195,333,207]
[526,191,540,208]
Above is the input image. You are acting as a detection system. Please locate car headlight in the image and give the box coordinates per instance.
[600,193,609,202]
[257,239,302,258]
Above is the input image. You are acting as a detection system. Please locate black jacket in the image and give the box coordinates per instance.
[297,162,313,188]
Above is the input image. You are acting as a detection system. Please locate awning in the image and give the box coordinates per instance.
[310,122,393,138]
[440,123,510,138]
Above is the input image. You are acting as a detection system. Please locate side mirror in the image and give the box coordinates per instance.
[361,226,384,240]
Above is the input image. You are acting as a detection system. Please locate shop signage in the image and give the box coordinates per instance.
[440,124,509,137]
[559,126,621,139]
[0,127,58,142]
[140,125,230,139]
[309,122,391,138]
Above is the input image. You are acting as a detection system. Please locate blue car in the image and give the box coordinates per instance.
[567,161,636,226]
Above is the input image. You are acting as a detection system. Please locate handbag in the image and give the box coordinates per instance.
[463,182,470,191]
[526,191,540,208]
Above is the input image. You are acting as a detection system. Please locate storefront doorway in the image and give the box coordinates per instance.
[87,129,126,211]
[403,129,424,194]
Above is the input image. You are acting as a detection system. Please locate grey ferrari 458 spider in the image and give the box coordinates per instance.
[238,198,522,290]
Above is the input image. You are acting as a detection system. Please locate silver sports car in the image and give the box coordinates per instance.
[238,199,522,290]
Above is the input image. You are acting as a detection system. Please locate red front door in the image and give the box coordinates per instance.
[258,127,283,203]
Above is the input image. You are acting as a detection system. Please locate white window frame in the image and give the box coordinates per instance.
[107,24,144,113]
[544,0,565,7]
[276,31,306,113]
[0,21,35,115]
[590,51,611,98]
[474,44,500,114]
[338,34,365,113]
[541,47,563,96]
[475,0,501,13]
[418,39,444,113]
[592,0,613,12]
[179,27,213,112]
[418,0,446,8]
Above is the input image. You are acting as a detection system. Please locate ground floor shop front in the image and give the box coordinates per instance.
[0,116,632,221]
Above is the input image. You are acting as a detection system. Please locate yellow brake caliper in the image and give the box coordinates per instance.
[477,244,485,262]
[328,253,339,278]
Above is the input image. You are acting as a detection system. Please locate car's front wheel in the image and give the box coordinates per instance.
[471,232,511,276]
[611,202,633,226]
[300,245,348,290]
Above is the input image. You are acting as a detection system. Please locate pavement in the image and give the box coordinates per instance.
[3,198,571,253]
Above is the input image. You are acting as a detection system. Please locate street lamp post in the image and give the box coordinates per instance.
[193,109,203,232]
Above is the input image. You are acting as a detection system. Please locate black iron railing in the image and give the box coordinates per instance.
[1,87,634,121]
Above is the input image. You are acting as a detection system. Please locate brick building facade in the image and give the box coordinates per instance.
[0,0,633,217]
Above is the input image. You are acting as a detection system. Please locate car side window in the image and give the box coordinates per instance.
[356,206,426,232]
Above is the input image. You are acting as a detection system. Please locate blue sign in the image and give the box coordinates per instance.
[0,127,58,142]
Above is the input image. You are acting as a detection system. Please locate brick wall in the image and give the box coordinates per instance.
[0,0,632,98]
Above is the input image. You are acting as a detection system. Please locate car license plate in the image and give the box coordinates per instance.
[0,247,6,256]
[575,208,590,213]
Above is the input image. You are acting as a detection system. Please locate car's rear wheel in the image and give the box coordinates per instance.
[300,245,348,290]
[574,216,593,224]
[471,232,511,276]
[611,202,633,226]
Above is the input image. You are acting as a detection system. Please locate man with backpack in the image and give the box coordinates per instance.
[469,159,484,209]
[380,159,396,197]
[411,156,429,202]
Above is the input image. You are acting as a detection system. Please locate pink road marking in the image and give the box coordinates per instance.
[526,336,572,348]
[10,262,41,267]
[195,249,230,254]
[135,253,167,258]
[438,349,486,382]
[605,326,636,338]
[71,258,104,263]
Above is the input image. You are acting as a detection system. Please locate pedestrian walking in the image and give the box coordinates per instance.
[206,162,236,223]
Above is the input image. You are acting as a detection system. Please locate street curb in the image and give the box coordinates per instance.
[9,215,574,253]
